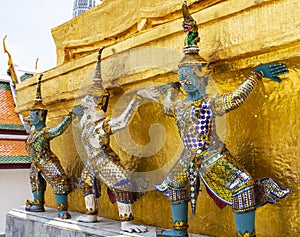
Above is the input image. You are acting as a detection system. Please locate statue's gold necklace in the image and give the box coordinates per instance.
[192,98,204,107]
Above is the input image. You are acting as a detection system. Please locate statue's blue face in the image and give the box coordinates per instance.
[178,65,208,95]
[28,110,42,125]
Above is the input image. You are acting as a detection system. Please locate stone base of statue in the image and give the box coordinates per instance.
[5,207,210,237]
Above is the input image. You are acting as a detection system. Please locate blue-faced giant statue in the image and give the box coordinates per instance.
[25,74,78,219]
[152,1,292,237]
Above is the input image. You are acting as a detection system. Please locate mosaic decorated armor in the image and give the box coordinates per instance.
[79,94,145,198]
[155,1,291,237]
[25,74,75,219]
[27,115,72,195]
[157,73,291,209]
[78,101,145,220]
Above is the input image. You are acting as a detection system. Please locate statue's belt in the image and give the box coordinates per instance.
[194,148,228,169]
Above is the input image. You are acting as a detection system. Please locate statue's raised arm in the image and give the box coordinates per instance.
[213,62,288,115]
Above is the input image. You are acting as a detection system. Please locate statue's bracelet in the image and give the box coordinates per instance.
[134,94,144,102]
[68,111,73,120]
[251,71,264,79]
[103,117,113,135]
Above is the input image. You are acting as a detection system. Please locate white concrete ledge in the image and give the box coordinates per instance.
[0,134,27,140]
[6,207,212,237]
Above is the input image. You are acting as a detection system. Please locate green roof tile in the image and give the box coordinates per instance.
[0,82,11,90]
[0,124,26,131]
[0,155,30,164]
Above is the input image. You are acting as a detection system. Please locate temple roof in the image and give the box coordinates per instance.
[0,139,29,163]
[0,82,25,130]
[0,80,29,168]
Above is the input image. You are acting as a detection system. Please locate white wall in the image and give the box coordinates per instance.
[0,169,32,235]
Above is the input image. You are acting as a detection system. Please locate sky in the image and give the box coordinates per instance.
[0,0,75,76]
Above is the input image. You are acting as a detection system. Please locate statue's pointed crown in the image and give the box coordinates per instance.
[87,46,110,112]
[93,46,105,88]
[179,0,208,67]
[32,74,47,110]
[87,46,106,94]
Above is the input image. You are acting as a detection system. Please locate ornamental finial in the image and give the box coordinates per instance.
[3,35,18,86]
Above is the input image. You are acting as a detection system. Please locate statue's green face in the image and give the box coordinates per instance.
[178,65,208,97]
[28,110,42,125]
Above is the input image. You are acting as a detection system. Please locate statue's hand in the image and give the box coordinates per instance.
[254,62,288,82]
[71,105,84,117]
[160,82,181,94]
[136,88,161,103]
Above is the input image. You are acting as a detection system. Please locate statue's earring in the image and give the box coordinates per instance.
[39,111,45,122]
